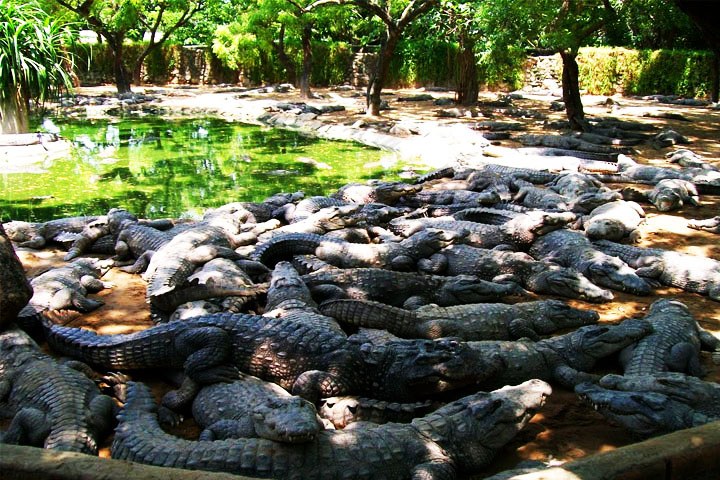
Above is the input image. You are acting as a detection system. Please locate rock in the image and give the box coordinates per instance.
[0,224,33,328]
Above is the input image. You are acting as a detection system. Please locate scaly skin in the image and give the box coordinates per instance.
[465,318,653,389]
[593,239,720,301]
[3,216,101,249]
[302,267,521,309]
[688,216,720,234]
[547,172,605,198]
[399,189,501,208]
[333,180,422,205]
[257,204,363,241]
[576,372,720,438]
[646,178,700,212]
[320,299,599,342]
[618,298,720,376]
[253,229,460,271]
[417,244,613,303]
[112,379,551,479]
[513,180,622,214]
[582,200,645,242]
[530,229,652,296]
[0,327,115,454]
[318,396,435,429]
[191,374,324,443]
[43,312,502,404]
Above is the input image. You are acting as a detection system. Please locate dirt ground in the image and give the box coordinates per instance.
[11,84,720,477]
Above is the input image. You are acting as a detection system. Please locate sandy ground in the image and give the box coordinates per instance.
[10,84,720,477]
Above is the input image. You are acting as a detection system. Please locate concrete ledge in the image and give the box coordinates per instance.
[504,420,720,480]
[2,421,720,479]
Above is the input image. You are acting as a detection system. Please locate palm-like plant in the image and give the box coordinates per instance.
[0,0,75,134]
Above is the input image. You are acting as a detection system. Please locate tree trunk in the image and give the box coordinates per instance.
[712,50,719,103]
[109,39,132,94]
[299,23,313,98]
[367,29,400,116]
[275,24,298,86]
[0,88,29,134]
[456,34,478,106]
[559,49,585,131]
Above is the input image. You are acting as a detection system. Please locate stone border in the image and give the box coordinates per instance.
[2,420,719,479]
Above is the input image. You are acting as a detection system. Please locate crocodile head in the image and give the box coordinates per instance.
[251,395,323,443]
[520,299,600,334]
[575,374,710,438]
[571,190,623,214]
[361,337,505,399]
[422,379,551,471]
[404,228,461,258]
[3,220,36,243]
[438,275,520,304]
[373,181,423,204]
[528,264,614,303]
[582,252,652,295]
[650,190,683,212]
[107,208,138,233]
[584,218,629,242]
[316,204,363,229]
[507,212,575,244]
[555,318,653,371]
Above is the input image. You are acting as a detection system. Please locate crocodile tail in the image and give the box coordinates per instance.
[319,299,416,336]
[252,232,327,267]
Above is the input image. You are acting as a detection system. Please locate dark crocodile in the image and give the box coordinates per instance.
[389,211,573,250]
[43,311,502,404]
[619,299,720,376]
[332,180,422,204]
[16,258,112,336]
[512,179,622,214]
[319,298,599,341]
[581,200,645,242]
[688,215,720,233]
[576,372,720,438]
[253,228,459,271]
[399,188,501,208]
[592,239,720,301]
[460,164,560,185]
[318,395,435,429]
[0,326,115,454]
[112,378,550,479]
[646,178,700,212]
[3,215,101,249]
[466,318,653,389]
[416,244,613,303]
[302,266,521,309]
[529,229,652,295]
[277,195,347,223]
[0,224,33,328]
[191,374,325,442]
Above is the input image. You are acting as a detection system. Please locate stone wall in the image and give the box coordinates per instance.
[522,55,562,93]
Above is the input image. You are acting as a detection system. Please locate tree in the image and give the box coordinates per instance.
[52,0,204,93]
[673,0,720,101]
[0,0,75,134]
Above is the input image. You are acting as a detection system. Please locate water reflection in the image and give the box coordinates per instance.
[1,117,405,222]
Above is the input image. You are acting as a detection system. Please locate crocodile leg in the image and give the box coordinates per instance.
[175,327,239,383]
[1,407,51,447]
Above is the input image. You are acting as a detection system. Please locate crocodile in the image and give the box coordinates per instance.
[0,223,33,328]
[592,239,720,301]
[150,258,269,322]
[276,195,347,223]
[512,179,622,214]
[388,211,574,250]
[399,188,501,208]
[575,372,720,438]
[688,215,720,233]
[256,204,364,241]
[16,258,112,335]
[43,311,502,404]
[191,374,325,442]
[332,180,422,204]
[302,266,521,309]
[457,164,561,185]
[112,378,550,479]
[546,172,607,198]
[3,215,101,249]
[415,244,613,303]
[529,229,652,295]
[253,228,460,271]
[646,178,701,212]
[144,204,256,300]
[618,299,720,376]
[581,200,645,242]
[0,326,115,454]
[318,396,435,428]
[319,298,599,341]
[590,160,720,194]
[465,318,653,389]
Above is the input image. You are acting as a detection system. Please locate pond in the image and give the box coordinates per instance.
[0,117,413,222]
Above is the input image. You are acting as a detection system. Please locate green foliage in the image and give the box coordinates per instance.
[212,23,261,71]
[573,47,713,98]
[0,0,75,104]
[388,39,457,88]
[477,45,526,91]
[311,41,353,86]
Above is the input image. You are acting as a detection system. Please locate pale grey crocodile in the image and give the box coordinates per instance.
[581,200,645,242]
[319,298,599,341]
[529,229,652,295]
[593,239,720,301]
[318,396,435,429]
[3,215,101,249]
[688,216,720,233]
[112,379,550,479]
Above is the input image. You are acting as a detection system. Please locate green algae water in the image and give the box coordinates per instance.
[1,117,407,222]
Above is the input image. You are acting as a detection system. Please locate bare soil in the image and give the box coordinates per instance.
[12,85,720,476]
